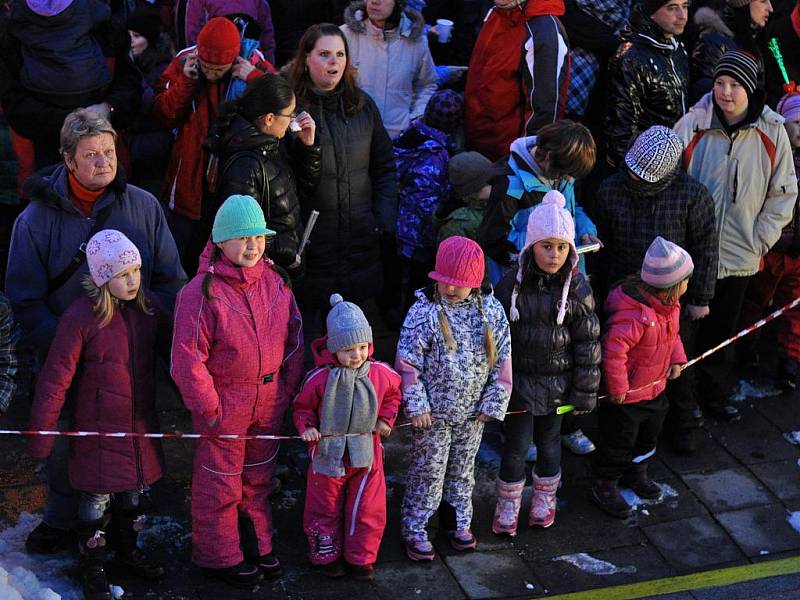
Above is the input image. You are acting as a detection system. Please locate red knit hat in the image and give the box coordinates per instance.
[429,236,485,289]
[197,17,240,65]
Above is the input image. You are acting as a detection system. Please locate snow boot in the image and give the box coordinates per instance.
[492,478,525,536]
[590,479,632,519]
[109,508,164,579]
[528,471,560,528]
[25,521,75,554]
[77,518,112,600]
[620,463,662,500]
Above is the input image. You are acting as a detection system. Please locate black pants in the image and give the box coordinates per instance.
[594,393,668,481]
[665,312,700,432]
[500,411,562,481]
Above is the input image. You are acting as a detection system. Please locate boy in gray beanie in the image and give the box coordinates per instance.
[293,294,402,581]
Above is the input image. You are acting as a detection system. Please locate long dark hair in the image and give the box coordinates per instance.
[285,23,364,116]
[724,4,766,60]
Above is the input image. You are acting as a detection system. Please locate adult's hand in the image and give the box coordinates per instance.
[295,111,316,146]
[232,56,255,81]
[685,304,710,320]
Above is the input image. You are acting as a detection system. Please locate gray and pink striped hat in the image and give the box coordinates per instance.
[641,237,694,289]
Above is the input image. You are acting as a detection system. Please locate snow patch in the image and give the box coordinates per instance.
[785,432,800,446]
[730,379,782,402]
[553,553,637,575]
[137,515,186,550]
[619,482,678,509]
[786,511,800,536]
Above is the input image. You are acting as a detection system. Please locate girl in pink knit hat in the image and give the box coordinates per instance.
[395,236,512,561]
[592,236,692,519]
[27,229,170,599]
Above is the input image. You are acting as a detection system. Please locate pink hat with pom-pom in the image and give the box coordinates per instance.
[510,190,577,325]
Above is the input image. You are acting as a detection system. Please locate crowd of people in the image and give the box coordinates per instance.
[0,0,799,597]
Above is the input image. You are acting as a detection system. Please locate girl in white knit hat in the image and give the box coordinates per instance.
[492,191,601,535]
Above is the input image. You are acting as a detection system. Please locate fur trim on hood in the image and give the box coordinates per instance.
[693,6,734,38]
[344,0,426,40]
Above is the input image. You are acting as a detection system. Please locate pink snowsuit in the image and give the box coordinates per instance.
[293,337,401,566]
[171,243,304,568]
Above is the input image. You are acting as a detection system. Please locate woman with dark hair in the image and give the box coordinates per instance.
[691,0,774,102]
[207,73,321,274]
[285,24,398,313]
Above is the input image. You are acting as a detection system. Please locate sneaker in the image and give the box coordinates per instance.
[405,540,435,561]
[201,561,264,589]
[448,529,477,551]
[25,522,75,554]
[525,444,538,462]
[704,402,741,423]
[255,552,283,580]
[691,405,705,428]
[318,558,345,578]
[347,562,375,581]
[561,430,596,455]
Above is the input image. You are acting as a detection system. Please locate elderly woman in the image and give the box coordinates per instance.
[286,23,398,314]
[674,49,797,424]
[5,108,185,557]
[341,0,438,140]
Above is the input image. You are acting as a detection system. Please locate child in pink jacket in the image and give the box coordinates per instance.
[171,194,304,589]
[592,237,692,519]
[294,294,401,581]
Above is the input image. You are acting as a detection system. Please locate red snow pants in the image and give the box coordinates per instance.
[190,383,285,568]
[741,250,800,362]
[303,441,386,566]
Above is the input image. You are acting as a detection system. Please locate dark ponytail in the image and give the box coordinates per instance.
[202,246,222,299]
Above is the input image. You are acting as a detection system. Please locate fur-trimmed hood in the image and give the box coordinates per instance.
[343,0,426,40]
[693,6,734,38]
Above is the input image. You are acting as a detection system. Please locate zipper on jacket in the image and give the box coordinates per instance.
[668,55,685,114]
[125,308,145,488]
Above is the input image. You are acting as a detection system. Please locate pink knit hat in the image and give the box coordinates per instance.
[429,236,485,289]
[641,236,694,288]
[86,229,142,287]
[777,93,800,123]
[510,191,578,325]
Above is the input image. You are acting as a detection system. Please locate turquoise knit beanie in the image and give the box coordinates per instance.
[212,195,276,243]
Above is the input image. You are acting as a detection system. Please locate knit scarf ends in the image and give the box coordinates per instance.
[313,361,378,477]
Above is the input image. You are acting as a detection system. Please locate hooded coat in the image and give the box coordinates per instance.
[341,0,438,140]
[605,3,689,168]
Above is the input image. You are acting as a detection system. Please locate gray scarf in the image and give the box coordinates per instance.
[312,361,378,477]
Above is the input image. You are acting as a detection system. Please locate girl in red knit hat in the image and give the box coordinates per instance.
[395,236,512,561]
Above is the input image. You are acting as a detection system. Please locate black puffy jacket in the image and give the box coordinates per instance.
[294,87,398,309]
[605,3,689,168]
[495,259,601,416]
[210,114,322,271]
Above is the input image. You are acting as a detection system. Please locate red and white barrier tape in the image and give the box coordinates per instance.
[4,295,799,441]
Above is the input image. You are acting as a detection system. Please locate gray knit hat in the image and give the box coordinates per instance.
[448,151,494,198]
[326,293,373,353]
[713,50,760,96]
[624,126,683,183]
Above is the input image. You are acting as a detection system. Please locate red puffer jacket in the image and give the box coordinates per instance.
[170,243,304,430]
[601,284,686,404]
[28,292,170,493]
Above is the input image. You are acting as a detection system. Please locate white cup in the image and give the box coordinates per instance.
[436,19,453,43]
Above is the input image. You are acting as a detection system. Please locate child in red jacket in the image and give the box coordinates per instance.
[294,294,401,581]
[28,230,170,600]
[592,237,692,519]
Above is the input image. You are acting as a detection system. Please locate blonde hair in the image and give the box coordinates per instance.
[82,274,152,328]
[434,288,497,369]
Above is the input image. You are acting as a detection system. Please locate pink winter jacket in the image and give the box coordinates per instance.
[601,285,687,404]
[171,244,304,430]
[28,293,170,493]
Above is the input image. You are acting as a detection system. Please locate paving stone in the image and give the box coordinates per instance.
[705,404,797,465]
[658,429,739,475]
[692,572,800,600]
[716,504,800,557]
[642,516,745,572]
[527,542,675,595]
[682,468,776,513]
[260,565,382,600]
[641,594,695,600]
[753,393,800,433]
[443,549,539,599]
[625,475,710,527]
[373,559,465,600]
[749,460,800,501]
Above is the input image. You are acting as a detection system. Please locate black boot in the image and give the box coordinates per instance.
[78,519,112,600]
[620,463,662,500]
[201,561,264,589]
[590,479,632,519]
[109,509,164,580]
[25,521,75,554]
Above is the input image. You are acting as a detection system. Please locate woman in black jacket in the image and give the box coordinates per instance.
[206,73,321,275]
[285,23,398,311]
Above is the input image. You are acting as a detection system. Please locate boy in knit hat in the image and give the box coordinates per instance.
[294,294,401,581]
[153,16,275,276]
[592,236,692,518]
[436,151,496,245]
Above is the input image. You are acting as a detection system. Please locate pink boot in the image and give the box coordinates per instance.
[492,478,525,536]
[528,471,560,528]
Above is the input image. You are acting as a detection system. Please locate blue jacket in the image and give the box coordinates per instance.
[394,120,452,260]
[5,164,186,354]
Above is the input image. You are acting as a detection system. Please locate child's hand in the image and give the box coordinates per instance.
[411,413,432,429]
[476,412,493,423]
[667,364,682,380]
[301,427,321,442]
[374,419,392,437]
[609,394,626,404]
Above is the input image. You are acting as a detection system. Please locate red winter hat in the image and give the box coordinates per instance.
[429,236,485,289]
[197,17,240,65]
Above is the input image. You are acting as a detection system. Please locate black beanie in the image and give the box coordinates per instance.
[127,10,161,49]
[713,49,760,96]
[640,0,669,14]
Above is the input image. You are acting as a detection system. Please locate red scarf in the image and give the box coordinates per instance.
[68,171,106,217]
[792,3,800,40]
